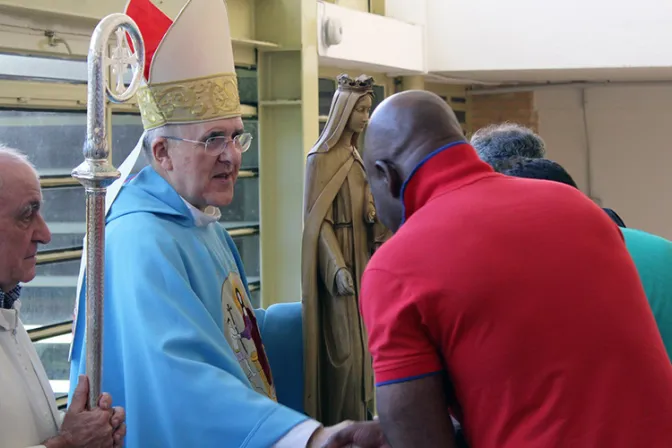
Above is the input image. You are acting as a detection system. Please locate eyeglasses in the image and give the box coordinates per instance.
[163,133,253,155]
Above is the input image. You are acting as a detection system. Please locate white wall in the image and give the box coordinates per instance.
[427,0,672,73]
[536,86,672,239]
[385,0,427,26]
[328,0,369,12]
[317,1,425,74]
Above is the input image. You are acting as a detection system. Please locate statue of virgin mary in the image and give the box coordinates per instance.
[301,74,388,425]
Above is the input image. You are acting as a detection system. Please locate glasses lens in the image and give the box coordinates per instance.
[204,134,253,154]
[205,136,227,155]
[236,133,252,153]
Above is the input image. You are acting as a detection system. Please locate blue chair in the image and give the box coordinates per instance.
[255,302,304,413]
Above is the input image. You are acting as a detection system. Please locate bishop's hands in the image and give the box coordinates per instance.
[309,420,390,448]
[44,375,127,448]
[335,268,355,296]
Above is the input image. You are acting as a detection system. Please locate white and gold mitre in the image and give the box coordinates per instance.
[125,0,241,130]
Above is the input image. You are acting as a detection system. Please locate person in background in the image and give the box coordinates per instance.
[469,122,547,166]
[494,155,672,360]
[471,123,627,226]
[0,147,126,447]
[358,90,672,447]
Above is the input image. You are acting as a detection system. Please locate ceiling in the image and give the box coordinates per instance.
[429,66,672,86]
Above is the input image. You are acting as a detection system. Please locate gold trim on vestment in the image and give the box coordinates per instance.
[137,73,242,130]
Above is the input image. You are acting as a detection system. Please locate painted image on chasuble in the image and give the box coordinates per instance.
[221,273,276,401]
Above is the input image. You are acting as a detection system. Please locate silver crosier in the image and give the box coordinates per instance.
[71,13,145,409]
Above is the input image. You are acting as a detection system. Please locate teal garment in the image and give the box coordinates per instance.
[622,228,672,361]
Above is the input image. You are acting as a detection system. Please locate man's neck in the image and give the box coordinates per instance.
[0,282,17,293]
[0,282,21,310]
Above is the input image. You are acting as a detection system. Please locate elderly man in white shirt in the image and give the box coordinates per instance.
[0,146,126,448]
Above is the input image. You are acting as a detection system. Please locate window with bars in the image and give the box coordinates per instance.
[439,94,469,135]
[0,59,262,403]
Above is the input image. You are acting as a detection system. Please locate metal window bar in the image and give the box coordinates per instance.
[56,395,69,410]
[37,248,83,264]
[4,50,263,403]
[40,169,259,189]
[27,320,73,343]
[36,224,259,267]
[32,223,262,341]
[53,286,264,407]
[28,277,262,344]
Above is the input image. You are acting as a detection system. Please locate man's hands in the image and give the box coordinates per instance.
[322,420,390,448]
[44,375,126,448]
[309,420,390,448]
[335,268,355,296]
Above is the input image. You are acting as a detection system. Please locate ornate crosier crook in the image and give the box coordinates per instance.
[71,13,145,409]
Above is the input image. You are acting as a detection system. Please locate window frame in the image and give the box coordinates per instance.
[0,64,262,400]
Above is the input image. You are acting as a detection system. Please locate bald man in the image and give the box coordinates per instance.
[358,90,672,448]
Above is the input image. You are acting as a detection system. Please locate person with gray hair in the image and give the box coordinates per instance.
[470,123,546,166]
[492,155,672,361]
[0,147,126,447]
[471,124,627,227]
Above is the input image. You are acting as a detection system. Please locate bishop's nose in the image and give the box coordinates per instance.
[217,147,242,167]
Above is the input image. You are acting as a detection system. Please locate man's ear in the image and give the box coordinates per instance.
[152,138,173,171]
[375,160,402,199]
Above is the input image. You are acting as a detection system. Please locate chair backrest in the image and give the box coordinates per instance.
[257,302,304,413]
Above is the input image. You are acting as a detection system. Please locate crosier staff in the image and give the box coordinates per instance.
[71,13,145,410]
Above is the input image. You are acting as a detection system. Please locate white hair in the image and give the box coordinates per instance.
[0,145,39,190]
[470,123,546,166]
[141,123,184,163]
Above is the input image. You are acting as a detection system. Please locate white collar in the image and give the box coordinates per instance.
[181,198,222,227]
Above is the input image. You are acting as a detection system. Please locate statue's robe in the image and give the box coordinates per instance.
[301,144,375,425]
[68,166,307,447]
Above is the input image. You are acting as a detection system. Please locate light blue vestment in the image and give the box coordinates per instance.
[69,166,307,447]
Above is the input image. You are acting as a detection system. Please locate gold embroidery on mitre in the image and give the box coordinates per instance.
[137,73,242,130]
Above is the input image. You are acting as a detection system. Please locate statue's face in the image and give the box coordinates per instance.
[347,95,372,134]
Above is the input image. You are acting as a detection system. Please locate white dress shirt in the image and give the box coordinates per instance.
[0,301,62,448]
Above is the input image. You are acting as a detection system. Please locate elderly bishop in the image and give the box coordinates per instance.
[68,0,387,447]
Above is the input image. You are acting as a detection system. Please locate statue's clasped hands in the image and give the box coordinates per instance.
[335,268,355,296]
[366,208,376,224]
[365,197,376,224]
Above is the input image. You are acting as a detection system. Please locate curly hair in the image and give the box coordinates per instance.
[470,123,545,166]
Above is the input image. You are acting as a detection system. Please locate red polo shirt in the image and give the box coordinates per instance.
[361,142,672,447]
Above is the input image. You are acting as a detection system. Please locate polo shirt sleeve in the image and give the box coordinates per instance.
[360,268,444,386]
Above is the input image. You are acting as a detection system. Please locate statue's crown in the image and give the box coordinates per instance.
[337,74,375,92]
